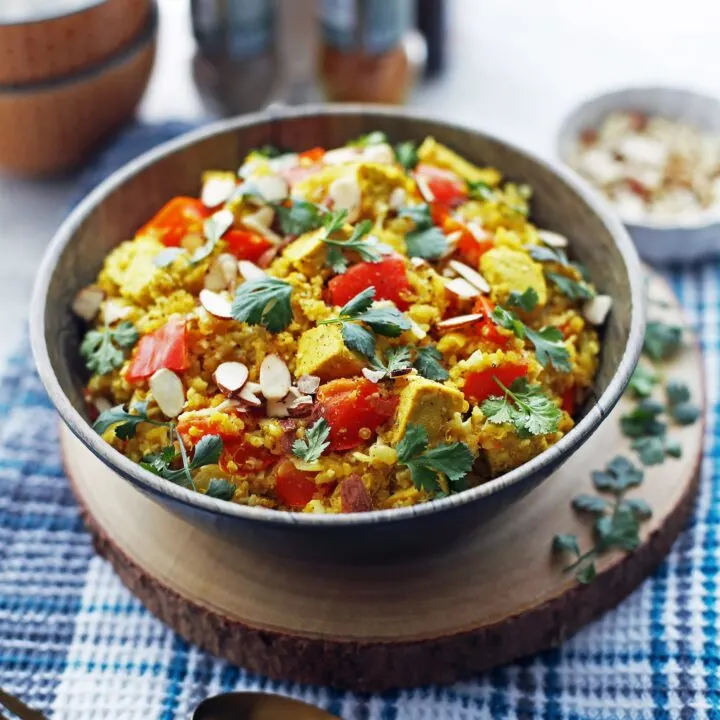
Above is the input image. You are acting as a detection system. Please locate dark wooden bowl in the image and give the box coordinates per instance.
[30,106,645,561]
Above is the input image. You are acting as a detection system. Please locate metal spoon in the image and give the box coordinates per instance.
[192,691,339,720]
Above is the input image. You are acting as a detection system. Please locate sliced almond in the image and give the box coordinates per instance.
[252,174,288,203]
[448,259,491,293]
[328,174,361,222]
[241,212,283,245]
[268,153,299,173]
[322,147,361,165]
[445,277,481,298]
[93,397,112,414]
[583,295,613,325]
[416,174,435,203]
[266,398,289,418]
[466,221,489,242]
[102,300,131,325]
[409,320,427,340]
[243,205,274,229]
[150,369,185,418]
[389,187,407,209]
[72,285,105,322]
[410,256,429,269]
[199,289,233,319]
[238,381,262,407]
[259,354,291,400]
[296,374,321,395]
[201,176,236,208]
[238,260,267,281]
[285,387,314,417]
[362,143,395,165]
[538,229,569,248]
[362,368,387,383]
[436,313,484,331]
[205,253,238,291]
[181,398,242,418]
[214,361,249,396]
[444,230,463,256]
[257,246,279,268]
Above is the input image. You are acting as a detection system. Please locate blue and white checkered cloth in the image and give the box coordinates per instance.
[1,123,719,719]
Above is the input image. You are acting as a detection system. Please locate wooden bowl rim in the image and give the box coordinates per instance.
[0,0,156,93]
[30,105,646,529]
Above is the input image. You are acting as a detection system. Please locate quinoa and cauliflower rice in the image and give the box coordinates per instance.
[74,134,612,513]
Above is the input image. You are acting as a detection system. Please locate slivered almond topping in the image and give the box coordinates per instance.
[389,187,407,209]
[538,229,569,248]
[296,374,321,395]
[445,277,481,298]
[241,213,283,245]
[416,174,435,202]
[362,368,386,384]
[238,260,266,280]
[238,381,262,407]
[328,174,361,222]
[252,174,288,203]
[444,230,463,256]
[448,259,491,293]
[436,313,484,331]
[410,256,429,269]
[583,295,613,325]
[205,253,238,291]
[268,153,300,173]
[322,147,361,165]
[201,176,236,208]
[267,387,313,418]
[467,222,488,242]
[214,362,249,396]
[259,354,291,400]
[149,369,185,418]
[199,289,233,319]
[244,205,274,229]
[72,285,105,322]
[102,300,131,325]
[362,143,395,165]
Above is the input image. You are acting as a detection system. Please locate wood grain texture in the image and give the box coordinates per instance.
[61,273,704,691]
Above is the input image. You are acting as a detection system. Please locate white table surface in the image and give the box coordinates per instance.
[2,0,719,359]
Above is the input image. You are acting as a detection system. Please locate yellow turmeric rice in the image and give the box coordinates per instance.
[75,134,609,513]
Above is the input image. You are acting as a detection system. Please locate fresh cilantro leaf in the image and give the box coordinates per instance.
[467,180,495,202]
[323,218,387,267]
[191,209,234,265]
[547,272,596,301]
[621,498,653,520]
[396,424,473,495]
[665,379,690,406]
[620,404,666,438]
[232,277,293,332]
[274,199,324,235]
[591,456,643,494]
[371,345,412,376]
[405,225,448,259]
[394,141,418,170]
[631,436,666,465]
[292,418,331,463]
[529,245,570,265]
[191,434,223,468]
[524,326,572,372]
[491,305,526,337]
[665,438,682,458]
[508,287,539,312]
[323,209,349,235]
[350,131,388,147]
[326,246,348,274]
[341,323,376,360]
[356,306,411,337]
[576,562,597,584]
[142,433,223,491]
[206,478,237,500]
[671,402,700,426]
[552,533,580,557]
[413,345,449,381]
[481,377,561,437]
[643,321,682,360]
[571,494,611,516]
[153,247,186,268]
[80,322,139,376]
[628,365,658,398]
[254,144,281,158]
[93,400,162,439]
[595,505,640,551]
[338,286,375,317]
[397,204,433,227]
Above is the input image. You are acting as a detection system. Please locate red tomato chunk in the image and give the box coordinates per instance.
[274,459,318,508]
[327,257,412,310]
[464,364,528,404]
[126,317,190,382]
[415,164,468,207]
[139,197,210,247]
[223,229,273,262]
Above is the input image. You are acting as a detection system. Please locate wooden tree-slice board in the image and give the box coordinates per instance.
[62,273,704,692]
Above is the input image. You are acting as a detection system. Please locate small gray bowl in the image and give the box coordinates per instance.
[558,86,720,265]
[30,105,645,561]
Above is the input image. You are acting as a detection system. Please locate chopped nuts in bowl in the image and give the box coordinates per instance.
[558,86,720,264]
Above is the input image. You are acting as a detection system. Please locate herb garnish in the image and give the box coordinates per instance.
[546,272,596,301]
[552,456,650,583]
[507,287,539,312]
[467,180,495,202]
[395,424,474,496]
[529,245,594,300]
[413,345,449,381]
[643,321,683,360]
[292,418,331,463]
[274,199,325,236]
[370,345,413,378]
[481,377,561,437]
[80,321,138,376]
[190,209,235,265]
[394,141,418,170]
[320,287,411,361]
[491,305,571,372]
[322,214,388,273]
[93,400,161,439]
[232,277,294,332]
[206,478,237,500]
[397,204,447,259]
[628,365,658,398]
[350,131,388,147]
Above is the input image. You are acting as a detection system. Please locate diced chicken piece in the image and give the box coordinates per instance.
[281,229,327,276]
[480,247,547,307]
[388,376,466,446]
[417,137,501,186]
[295,324,365,381]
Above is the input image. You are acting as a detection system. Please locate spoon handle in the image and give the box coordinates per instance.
[0,688,48,720]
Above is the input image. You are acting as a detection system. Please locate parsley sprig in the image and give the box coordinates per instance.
[481,377,561,437]
[529,245,595,301]
[80,321,138,376]
[397,204,447,259]
[322,213,389,273]
[643,320,683,360]
[274,199,325,236]
[232,277,294,332]
[370,345,413,378]
[507,287,539,312]
[368,344,449,382]
[320,287,411,361]
[413,345,449,381]
[292,418,331,463]
[394,141,418,170]
[395,424,473,496]
[553,456,650,583]
[491,305,571,372]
